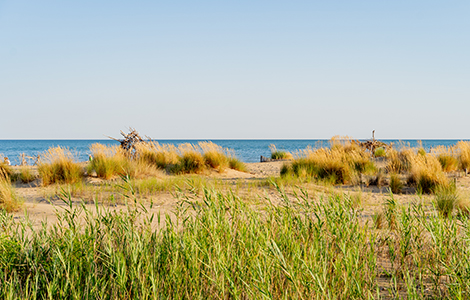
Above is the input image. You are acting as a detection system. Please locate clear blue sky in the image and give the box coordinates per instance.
[1,1,469,139]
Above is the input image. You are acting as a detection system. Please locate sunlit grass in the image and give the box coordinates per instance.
[38,147,84,185]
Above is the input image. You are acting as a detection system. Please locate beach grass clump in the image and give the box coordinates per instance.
[0,170,21,212]
[136,141,245,174]
[431,145,459,172]
[170,149,206,174]
[38,147,84,185]
[386,148,414,174]
[0,162,13,180]
[228,156,247,172]
[269,144,293,160]
[408,153,449,194]
[135,142,179,170]
[200,142,229,171]
[14,166,36,183]
[88,144,137,179]
[389,173,403,194]
[374,147,386,158]
[434,183,458,217]
[438,154,459,172]
[457,141,470,173]
[282,140,375,184]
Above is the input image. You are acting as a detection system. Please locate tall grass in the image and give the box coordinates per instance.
[431,145,459,172]
[269,144,293,160]
[281,141,375,184]
[0,169,21,212]
[38,147,84,185]
[136,141,246,174]
[88,143,131,179]
[408,153,449,194]
[457,141,470,173]
[4,183,470,297]
[135,142,179,169]
[0,184,378,299]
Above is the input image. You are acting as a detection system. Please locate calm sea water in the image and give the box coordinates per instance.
[0,139,468,165]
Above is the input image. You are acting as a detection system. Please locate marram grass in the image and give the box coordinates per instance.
[38,147,84,185]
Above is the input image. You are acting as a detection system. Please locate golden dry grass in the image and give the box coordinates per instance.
[38,147,84,185]
[283,140,375,184]
[0,169,21,212]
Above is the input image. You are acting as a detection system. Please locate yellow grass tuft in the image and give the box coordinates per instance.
[283,141,375,184]
[269,145,293,160]
[457,141,470,173]
[38,147,84,185]
[0,172,21,212]
[88,144,132,179]
[408,153,449,194]
[135,141,246,174]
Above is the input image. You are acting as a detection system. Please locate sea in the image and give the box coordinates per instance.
[0,139,468,165]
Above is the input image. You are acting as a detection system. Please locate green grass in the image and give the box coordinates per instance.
[3,183,470,298]
[374,147,386,158]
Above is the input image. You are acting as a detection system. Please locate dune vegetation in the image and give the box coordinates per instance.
[3,137,470,298]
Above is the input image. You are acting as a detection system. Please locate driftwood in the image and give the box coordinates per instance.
[260,155,273,162]
[108,128,144,157]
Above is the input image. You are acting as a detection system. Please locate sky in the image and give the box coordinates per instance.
[0,1,469,139]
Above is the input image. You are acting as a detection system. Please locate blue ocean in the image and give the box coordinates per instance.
[0,140,468,165]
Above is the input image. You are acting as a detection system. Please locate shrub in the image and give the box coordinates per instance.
[38,147,84,185]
